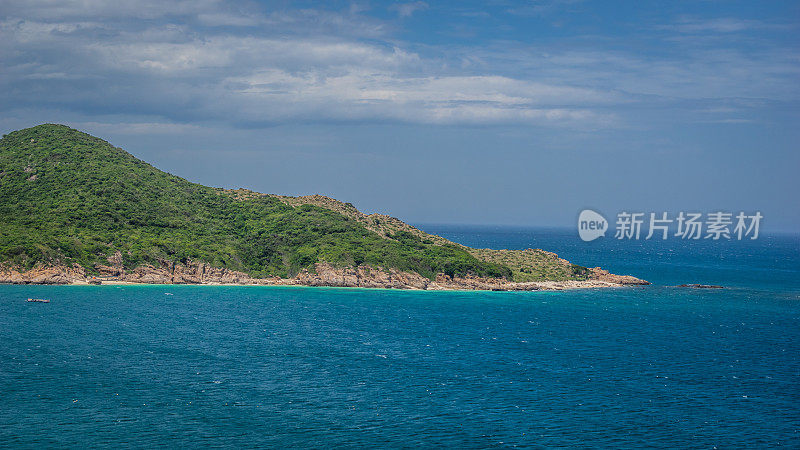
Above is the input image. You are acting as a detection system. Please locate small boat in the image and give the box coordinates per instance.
[26,298,50,303]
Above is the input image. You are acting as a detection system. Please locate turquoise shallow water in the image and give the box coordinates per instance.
[1,228,799,448]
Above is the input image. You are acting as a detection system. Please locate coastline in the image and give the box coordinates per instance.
[1,279,643,292]
[0,261,649,292]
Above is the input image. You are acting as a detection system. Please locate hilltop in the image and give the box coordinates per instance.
[0,124,646,289]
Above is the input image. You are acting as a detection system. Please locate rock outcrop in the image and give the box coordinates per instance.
[589,268,651,285]
[92,259,266,285]
[290,263,430,289]
[0,260,649,291]
[0,263,86,284]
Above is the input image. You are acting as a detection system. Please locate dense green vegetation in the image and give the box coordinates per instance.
[0,124,512,279]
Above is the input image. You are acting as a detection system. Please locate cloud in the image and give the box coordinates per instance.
[451,42,800,103]
[506,0,585,17]
[227,70,616,125]
[664,17,785,34]
[0,2,615,129]
[0,0,222,21]
[0,0,797,132]
[73,121,206,135]
[195,12,261,27]
[390,2,428,18]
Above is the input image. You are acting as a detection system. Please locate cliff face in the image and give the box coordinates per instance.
[0,260,259,285]
[0,260,649,290]
[0,263,86,285]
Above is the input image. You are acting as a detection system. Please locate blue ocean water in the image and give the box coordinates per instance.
[1,227,798,448]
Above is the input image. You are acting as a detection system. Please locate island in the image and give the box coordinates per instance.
[0,124,648,290]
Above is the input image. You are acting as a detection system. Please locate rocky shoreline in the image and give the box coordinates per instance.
[0,260,649,291]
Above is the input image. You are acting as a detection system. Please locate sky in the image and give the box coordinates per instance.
[1,0,799,231]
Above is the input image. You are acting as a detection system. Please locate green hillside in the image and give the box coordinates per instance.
[0,124,519,280]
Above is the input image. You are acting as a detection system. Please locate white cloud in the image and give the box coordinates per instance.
[665,17,784,34]
[196,12,261,27]
[506,0,585,17]
[0,4,615,128]
[73,121,206,135]
[391,2,429,18]
[227,70,615,126]
[0,0,223,21]
[455,43,800,103]
[1,1,796,131]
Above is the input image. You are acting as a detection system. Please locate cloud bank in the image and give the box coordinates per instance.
[1,0,797,131]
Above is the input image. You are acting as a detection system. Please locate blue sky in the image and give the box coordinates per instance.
[2,0,798,230]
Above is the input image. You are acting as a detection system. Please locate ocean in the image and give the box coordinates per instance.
[1,226,798,448]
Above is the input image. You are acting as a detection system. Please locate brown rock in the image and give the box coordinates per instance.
[0,258,648,291]
[96,264,123,277]
[107,251,124,268]
[589,267,650,285]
